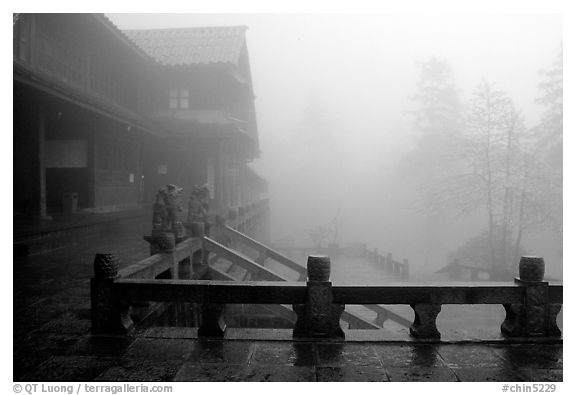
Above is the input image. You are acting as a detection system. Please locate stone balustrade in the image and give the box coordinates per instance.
[91,249,562,340]
[277,243,410,280]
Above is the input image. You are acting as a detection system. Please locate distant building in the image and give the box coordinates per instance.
[13,14,265,219]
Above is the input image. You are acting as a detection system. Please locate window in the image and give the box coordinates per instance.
[169,88,190,109]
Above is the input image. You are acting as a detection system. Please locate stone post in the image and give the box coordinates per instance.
[145,232,177,279]
[198,303,227,338]
[144,232,176,257]
[293,255,344,339]
[91,253,133,334]
[410,304,442,339]
[501,256,561,338]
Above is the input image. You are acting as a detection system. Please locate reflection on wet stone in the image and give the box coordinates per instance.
[494,344,562,370]
[188,340,253,364]
[373,345,445,368]
[316,366,389,382]
[437,345,509,368]
[251,341,315,366]
[174,363,247,382]
[317,343,382,367]
[411,344,442,367]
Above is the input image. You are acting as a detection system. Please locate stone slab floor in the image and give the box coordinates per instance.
[13,217,562,382]
[17,329,562,382]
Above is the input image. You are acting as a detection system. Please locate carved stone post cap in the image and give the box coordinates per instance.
[154,232,176,251]
[519,256,545,282]
[307,255,331,282]
[94,253,120,279]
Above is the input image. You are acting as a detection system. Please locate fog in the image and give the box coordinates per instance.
[108,13,562,278]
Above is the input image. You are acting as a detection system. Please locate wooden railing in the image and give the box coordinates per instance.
[92,253,562,340]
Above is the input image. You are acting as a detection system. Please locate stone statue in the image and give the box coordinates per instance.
[152,184,183,235]
[187,184,211,236]
[188,185,206,223]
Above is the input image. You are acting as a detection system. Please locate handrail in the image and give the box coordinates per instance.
[208,265,298,323]
[203,236,286,282]
[106,231,413,331]
[332,282,562,305]
[94,277,562,339]
[203,235,381,330]
[118,237,202,279]
[111,279,563,306]
[215,227,407,329]
[114,279,307,304]
[276,245,410,280]
[221,225,307,278]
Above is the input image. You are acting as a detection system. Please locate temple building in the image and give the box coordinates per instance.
[13,14,265,220]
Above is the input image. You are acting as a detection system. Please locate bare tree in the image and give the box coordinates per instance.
[536,49,563,169]
[533,49,563,253]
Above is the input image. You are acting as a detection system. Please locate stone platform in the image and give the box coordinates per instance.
[17,328,562,382]
[13,217,562,382]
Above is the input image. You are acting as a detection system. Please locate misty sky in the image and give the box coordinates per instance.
[107,13,563,273]
[108,13,561,181]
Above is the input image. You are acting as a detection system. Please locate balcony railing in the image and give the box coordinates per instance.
[91,203,562,341]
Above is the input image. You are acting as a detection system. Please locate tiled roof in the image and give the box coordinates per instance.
[123,26,247,66]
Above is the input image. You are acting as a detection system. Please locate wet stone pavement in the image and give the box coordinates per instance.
[13,217,151,380]
[13,217,563,382]
[16,329,563,382]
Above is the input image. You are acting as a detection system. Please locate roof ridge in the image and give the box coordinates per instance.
[122,25,248,66]
[123,25,248,33]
